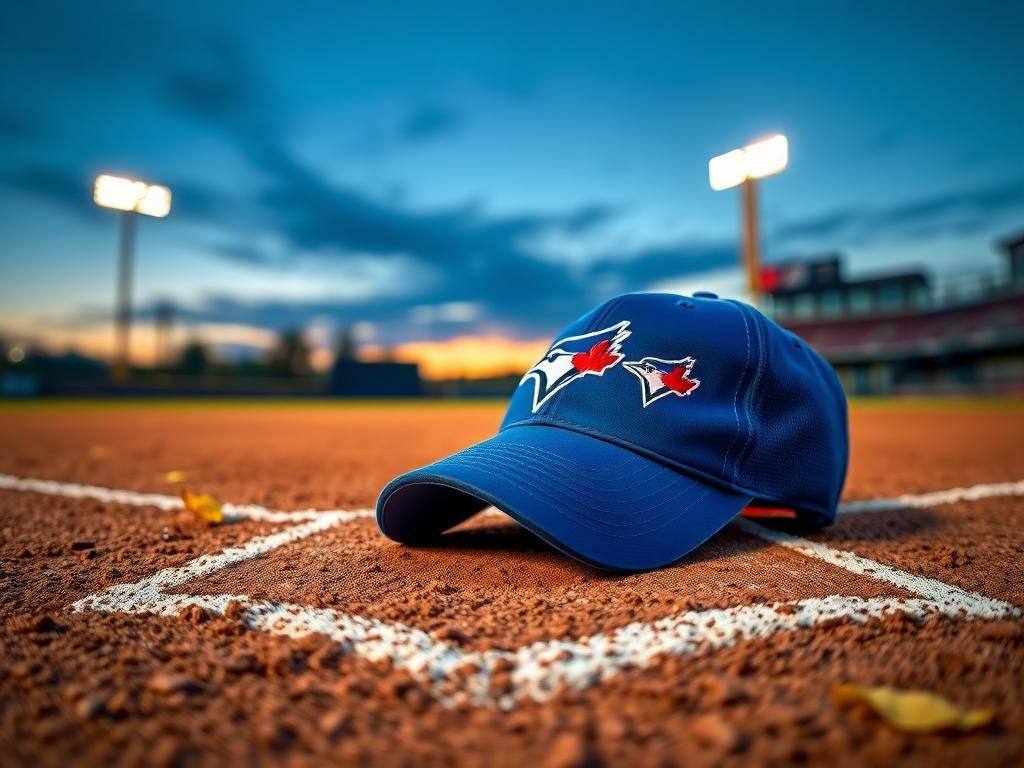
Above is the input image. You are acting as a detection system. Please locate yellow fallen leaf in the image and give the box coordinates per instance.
[179,488,224,525]
[163,470,190,484]
[832,685,994,733]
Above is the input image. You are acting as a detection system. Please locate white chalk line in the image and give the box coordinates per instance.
[838,479,1024,514]
[70,521,1018,708]
[0,473,374,524]
[76,579,1017,709]
[735,519,1016,618]
[72,514,354,615]
[52,473,1021,707]
[4,473,1023,525]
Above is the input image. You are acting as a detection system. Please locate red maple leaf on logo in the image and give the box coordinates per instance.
[572,340,619,373]
[660,365,699,395]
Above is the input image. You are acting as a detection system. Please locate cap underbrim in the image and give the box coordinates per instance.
[376,425,752,571]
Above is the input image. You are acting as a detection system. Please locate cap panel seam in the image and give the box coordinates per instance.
[734,303,768,477]
[718,300,753,484]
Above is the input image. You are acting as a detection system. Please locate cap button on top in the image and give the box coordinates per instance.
[692,291,718,299]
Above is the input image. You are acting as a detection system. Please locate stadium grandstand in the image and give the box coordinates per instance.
[764,230,1024,396]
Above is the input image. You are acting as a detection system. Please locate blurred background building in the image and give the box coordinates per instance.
[764,233,1024,395]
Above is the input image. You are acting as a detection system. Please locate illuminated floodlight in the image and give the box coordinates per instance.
[743,134,788,180]
[708,149,748,191]
[135,184,172,217]
[92,173,172,382]
[708,134,789,304]
[93,174,172,218]
[708,134,788,191]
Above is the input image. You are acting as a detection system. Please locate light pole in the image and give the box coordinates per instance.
[93,174,172,382]
[708,134,788,305]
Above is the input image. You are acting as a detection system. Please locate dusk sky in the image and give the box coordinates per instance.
[1,1,1022,377]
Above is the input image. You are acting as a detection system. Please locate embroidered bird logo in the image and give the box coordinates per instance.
[622,356,701,407]
[520,321,631,412]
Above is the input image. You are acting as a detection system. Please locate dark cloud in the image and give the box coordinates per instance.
[775,180,1024,245]
[866,126,904,154]
[151,37,632,325]
[0,166,97,220]
[40,26,1021,347]
[0,162,230,228]
[876,181,1024,229]
[210,241,281,267]
[242,152,617,320]
[139,32,1024,341]
[160,31,275,146]
[589,242,736,286]
[5,166,83,203]
[556,204,621,236]
[774,210,855,242]
[65,232,739,345]
[398,104,461,142]
[153,178,235,225]
[0,111,46,143]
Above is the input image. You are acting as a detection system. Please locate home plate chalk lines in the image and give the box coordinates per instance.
[3,473,1023,709]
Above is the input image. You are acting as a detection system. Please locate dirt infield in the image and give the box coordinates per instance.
[1,400,1023,766]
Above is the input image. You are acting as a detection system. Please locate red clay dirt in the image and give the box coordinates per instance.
[172,516,917,650]
[815,496,1024,606]
[0,401,1023,767]
[0,490,284,618]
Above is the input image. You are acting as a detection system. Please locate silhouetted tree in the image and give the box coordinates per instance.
[333,326,358,363]
[266,330,310,376]
[177,340,210,376]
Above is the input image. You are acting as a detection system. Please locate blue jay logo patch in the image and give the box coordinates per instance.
[623,356,701,408]
[521,321,631,412]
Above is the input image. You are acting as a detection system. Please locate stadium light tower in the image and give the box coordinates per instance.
[93,174,172,382]
[708,134,788,305]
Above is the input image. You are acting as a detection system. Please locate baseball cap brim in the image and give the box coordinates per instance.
[376,424,752,571]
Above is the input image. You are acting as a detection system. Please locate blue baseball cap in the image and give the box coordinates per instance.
[377,292,848,571]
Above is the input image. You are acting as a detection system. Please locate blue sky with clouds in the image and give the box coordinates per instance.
[1,0,1022,362]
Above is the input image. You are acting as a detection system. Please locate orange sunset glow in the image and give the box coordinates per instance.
[361,335,550,380]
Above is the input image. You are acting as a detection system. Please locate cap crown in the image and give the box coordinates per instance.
[501,292,848,523]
